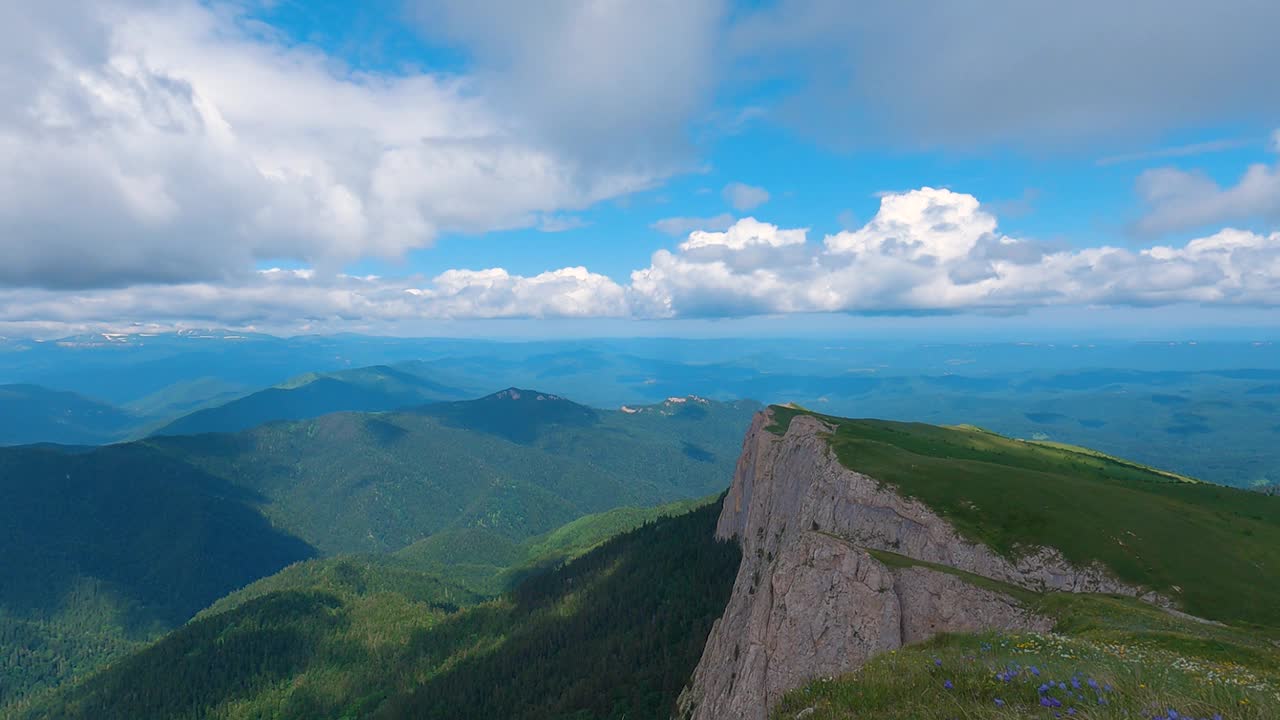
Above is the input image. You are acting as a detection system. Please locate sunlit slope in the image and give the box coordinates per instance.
[769,406,1280,626]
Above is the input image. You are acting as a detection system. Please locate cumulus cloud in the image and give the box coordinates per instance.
[1134,142,1280,236]
[408,267,628,319]
[629,188,1280,317]
[722,182,770,210]
[0,0,670,289]
[3,185,1278,335]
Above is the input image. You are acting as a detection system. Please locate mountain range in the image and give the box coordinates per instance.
[9,405,1279,719]
[0,390,757,712]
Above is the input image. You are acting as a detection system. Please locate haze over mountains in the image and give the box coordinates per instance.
[2,332,1277,488]
[2,331,1279,717]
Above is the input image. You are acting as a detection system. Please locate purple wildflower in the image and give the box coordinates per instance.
[994,698,1005,707]
[943,679,953,690]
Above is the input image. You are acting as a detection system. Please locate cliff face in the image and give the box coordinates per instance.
[680,411,1157,720]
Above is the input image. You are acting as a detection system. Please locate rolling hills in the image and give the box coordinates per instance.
[0,442,316,710]
[0,391,757,712]
[18,405,1280,720]
[16,502,741,720]
[0,385,139,446]
[153,365,468,437]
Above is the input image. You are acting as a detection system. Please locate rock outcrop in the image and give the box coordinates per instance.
[679,410,1158,720]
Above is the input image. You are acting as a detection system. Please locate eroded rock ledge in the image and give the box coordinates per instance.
[679,410,1159,720]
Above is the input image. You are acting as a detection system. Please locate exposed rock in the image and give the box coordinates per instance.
[679,410,1157,720]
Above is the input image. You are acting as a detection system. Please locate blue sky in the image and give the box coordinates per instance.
[0,1,1278,337]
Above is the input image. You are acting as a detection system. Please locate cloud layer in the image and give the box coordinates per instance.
[1135,140,1280,236]
[0,1,673,289]
[5,187,1278,336]
[730,0,1280,148]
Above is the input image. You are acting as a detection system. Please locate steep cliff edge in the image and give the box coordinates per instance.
[679,410,1161,720]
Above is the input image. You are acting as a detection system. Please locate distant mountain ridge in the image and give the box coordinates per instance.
[19,407,1280,720]
[0,384,140,446]
[154,365,468,437]
[413,387,600,443]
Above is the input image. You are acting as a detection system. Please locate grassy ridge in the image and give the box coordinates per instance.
[776,626,1280,720]
[768,406,1280,626]
[784,515,1280,718]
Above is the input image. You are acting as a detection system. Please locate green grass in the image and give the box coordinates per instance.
[774,627,1280,720]
[768,406,1280,627]
[855,543,1043,606]
[1026,439,1200,484]
[775,581,1280,719]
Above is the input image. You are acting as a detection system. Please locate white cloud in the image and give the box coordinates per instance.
[824,188,997,261]
[1134,148,1280,236]
[407,0,725,174]
[0,265,630,337]
[651,214,736,237]
[722,182,770,210]
[681,217,806,251]
[2,185,1278,335]
[629,188,1280,318]
[0,0,671,289]
[409,267,628,319]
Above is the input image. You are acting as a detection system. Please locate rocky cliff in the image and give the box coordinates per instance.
[679,409,1160,720]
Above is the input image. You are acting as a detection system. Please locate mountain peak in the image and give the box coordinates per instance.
[421,389,597,443]
[487,388,567,402]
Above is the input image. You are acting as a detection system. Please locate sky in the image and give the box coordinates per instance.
[1,0,1278,338]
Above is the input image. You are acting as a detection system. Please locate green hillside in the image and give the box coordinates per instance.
[769,406,1280,626]
[201,496,718,619]
[0,394,755,711]
[0,385,139,446]
[0,444,315,710]
[18,502,740,720]
[148,393,757,555]
[777,598,1280,719]
[153,365,467,437]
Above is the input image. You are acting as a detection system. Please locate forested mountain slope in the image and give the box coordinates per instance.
[0,392,756,712]
[0,443,315,710]
[18,503,740,720]
[0,385,139,446]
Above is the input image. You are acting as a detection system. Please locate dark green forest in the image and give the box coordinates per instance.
[0,394,755,711]
[18,502,740,720]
